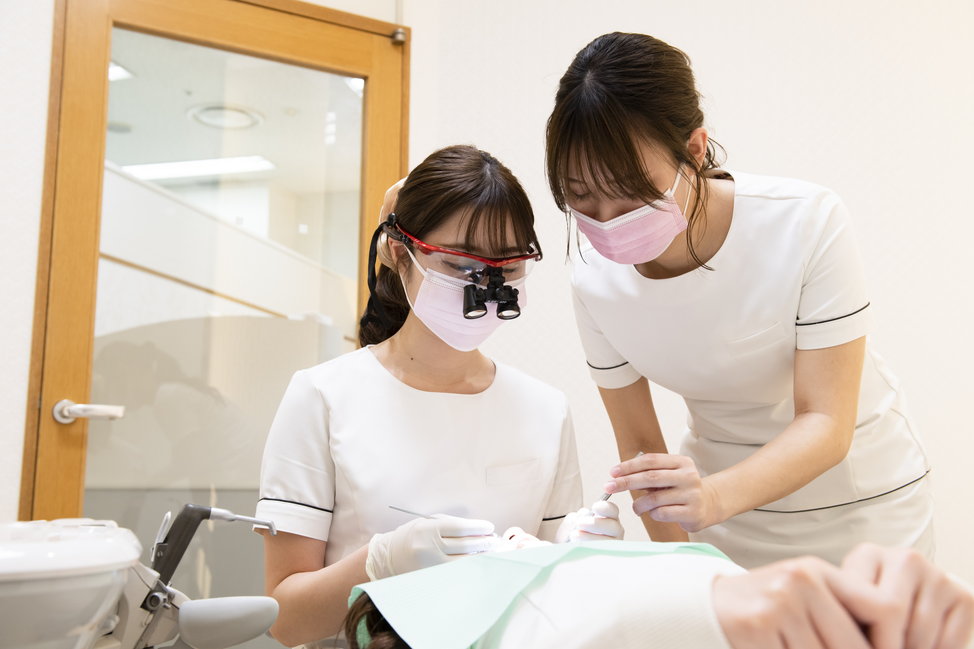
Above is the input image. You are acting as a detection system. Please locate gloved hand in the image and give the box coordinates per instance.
[365,514,495,580]
[555,500,625,543]
[493,527,552,553]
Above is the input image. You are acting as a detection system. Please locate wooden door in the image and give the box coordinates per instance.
[21,0,408,523]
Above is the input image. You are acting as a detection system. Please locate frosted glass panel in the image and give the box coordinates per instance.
[84,29,364,641]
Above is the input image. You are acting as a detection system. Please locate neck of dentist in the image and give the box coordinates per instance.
[634,171,735,280]
[373,313,496,394]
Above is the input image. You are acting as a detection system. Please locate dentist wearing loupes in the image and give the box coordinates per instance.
[256,146,622,648]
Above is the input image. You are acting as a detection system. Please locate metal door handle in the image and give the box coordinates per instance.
[52,399,125,424]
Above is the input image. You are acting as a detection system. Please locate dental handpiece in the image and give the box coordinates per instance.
[600,451,645,501]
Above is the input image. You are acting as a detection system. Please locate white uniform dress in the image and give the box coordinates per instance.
[256,346,582,565]
[572,171,932,568]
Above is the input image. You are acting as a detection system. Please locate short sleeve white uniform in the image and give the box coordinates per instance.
[256,347,582,566]
[572,171,932,566]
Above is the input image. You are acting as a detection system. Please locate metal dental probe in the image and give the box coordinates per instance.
[388,505,433,518]
[601,451,645,501]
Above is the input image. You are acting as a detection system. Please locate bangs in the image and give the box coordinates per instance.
[459,187,540,258]
[547,84,668,211]
[394,144,541,260]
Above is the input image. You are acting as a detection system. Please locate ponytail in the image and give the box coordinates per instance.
[358,218,410,347]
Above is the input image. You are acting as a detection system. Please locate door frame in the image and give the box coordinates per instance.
[19,0,409,520]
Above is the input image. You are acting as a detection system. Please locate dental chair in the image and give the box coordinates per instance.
[0,504,278,649]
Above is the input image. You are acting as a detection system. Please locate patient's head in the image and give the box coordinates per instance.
[345,592,409,649]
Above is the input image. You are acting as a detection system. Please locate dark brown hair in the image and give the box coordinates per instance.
[358,145,540,346]
[345,592,410,649]
[545,32,726,267]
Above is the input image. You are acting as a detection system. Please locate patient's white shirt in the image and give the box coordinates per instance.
[476,552,744,649]
[256,346,582,564]
[572,171,928,513]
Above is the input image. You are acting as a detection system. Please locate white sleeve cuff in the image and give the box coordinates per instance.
[796,303,873,350]
[587,360,642,389]
[255,498,332,541]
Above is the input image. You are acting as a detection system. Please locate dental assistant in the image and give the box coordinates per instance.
[545,32,932,567]
[255,145,621,647]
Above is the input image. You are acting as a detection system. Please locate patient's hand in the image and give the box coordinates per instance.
[713,545,974,649]
[713,556,870,649]
[835,543,974,649]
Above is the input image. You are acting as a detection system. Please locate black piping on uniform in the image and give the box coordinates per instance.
[258,497,333,514]
[795,303,870,327]
[754,470,928,514]
[542,514,567,522]
[586,360,630,371]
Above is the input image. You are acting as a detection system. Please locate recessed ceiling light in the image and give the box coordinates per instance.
[122,155,275,180]
[108,61,133,81]
[188,104,263,130]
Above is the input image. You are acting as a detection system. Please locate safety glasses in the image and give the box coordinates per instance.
[391,224,541,285]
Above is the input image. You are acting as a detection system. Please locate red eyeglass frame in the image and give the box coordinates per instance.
[391,223,542,266]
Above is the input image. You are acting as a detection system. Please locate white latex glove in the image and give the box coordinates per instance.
[492,527,553,553]
[365,514,495,580]
[556,500,625,543]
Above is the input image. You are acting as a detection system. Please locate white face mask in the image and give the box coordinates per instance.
[401,249,526,352]
[570,168,689,265]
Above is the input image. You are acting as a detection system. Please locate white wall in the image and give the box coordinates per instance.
[3,0,972,583]
[0,0,55,522]
[403,0,974,582]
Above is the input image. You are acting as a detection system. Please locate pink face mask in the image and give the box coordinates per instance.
[402,250,526,352]
[570,170,689,265]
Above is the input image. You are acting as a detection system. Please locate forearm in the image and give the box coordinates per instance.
[641,513,690,542]
[708,411,851,521]
[269,545,369,646]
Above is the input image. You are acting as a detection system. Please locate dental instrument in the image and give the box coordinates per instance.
[601,451,645,501]
[389,505,433,518]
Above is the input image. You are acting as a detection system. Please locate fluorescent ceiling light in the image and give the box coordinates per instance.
[122,155,276,180]
[108,61,133,81]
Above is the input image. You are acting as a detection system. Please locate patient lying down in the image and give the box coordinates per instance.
[344,529,973,649]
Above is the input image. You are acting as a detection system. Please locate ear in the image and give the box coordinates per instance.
[379,237,407,270]
[687,127,709,169]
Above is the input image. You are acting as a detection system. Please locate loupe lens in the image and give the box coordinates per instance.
[463,284,488,319]
[496,302,520,320]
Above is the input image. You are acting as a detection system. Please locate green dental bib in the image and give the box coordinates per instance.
[349,540,731,649]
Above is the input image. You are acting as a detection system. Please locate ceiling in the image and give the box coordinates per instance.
[105,28,364,195]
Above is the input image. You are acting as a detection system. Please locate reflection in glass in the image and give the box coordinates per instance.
[85,30,364,642]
